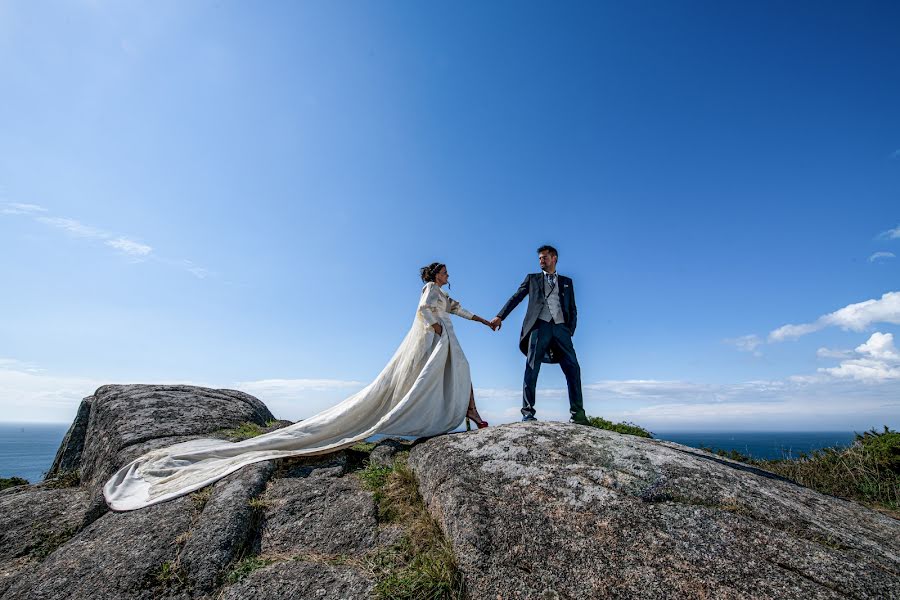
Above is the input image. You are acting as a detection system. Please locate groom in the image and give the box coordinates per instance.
[490,245,589,425]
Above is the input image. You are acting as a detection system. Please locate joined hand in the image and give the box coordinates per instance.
[489,317,502,331]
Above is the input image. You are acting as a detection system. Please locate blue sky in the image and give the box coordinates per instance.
[1,1,898,431]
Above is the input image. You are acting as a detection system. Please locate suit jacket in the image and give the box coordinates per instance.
[496,273,578,363]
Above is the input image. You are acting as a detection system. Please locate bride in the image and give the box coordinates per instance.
[104,262,493,511]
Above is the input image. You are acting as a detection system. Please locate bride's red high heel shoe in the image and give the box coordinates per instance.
[465,411,489,430]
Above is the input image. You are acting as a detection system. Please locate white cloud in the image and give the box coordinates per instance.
[0,202,47,215]
[769,291,900,342]
[105,237,152,256]
[725,334,763,356]
[819,332,900,382]
[857,332,900,360]
[868,251,896,263]
[877,224,900,240]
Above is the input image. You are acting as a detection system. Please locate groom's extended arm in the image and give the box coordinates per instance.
[496,275,530,322]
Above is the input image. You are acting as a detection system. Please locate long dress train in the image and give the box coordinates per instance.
[104,282,475,511]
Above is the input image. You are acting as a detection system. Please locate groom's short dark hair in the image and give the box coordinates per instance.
[537,245,558,258]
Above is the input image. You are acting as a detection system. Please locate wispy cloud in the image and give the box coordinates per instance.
[876,224,900,240]
[2,202,207,277]
[724,334,763,356]
[868,251,895,263]
[816,347,853,359]
[105,237,152,257]
[181,260,209,279]
[36,216,108,238]
[0,203,47,215]
[768,291,900,342]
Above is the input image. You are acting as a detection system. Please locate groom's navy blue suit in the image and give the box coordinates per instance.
[496,273,585,419]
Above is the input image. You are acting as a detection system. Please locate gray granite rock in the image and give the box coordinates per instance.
[16,383,900,600]
[218,560,373,599]
[261,466,379,557]
[407,422,900,600]
[2,495,195,600]
[73,384,274,489]
[368,438,409,468]
[46,398,92,478]
[179,461,276,594]
[0,485,91,596]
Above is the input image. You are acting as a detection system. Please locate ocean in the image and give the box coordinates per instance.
[655,431,857,460]
[0,423,859,483]
[0,422,70,483]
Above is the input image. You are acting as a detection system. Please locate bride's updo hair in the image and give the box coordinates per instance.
[420,262,446,283]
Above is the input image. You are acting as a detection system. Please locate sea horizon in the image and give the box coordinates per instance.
[0,422,863,483]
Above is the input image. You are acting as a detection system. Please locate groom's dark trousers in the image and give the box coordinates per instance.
[523,319,584,419]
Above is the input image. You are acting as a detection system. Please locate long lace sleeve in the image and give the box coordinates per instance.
[448,296,474,320]
[417,283,441,329]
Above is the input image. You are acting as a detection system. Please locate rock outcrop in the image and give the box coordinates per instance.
[1,384,898,599]
[407,422,900,599]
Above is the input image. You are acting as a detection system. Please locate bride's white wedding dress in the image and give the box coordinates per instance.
[104,282,475,511]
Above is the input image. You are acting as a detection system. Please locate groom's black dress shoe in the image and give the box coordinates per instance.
[522,415,538,422]
[570,411,591,426]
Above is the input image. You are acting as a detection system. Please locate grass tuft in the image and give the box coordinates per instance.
[30,523,77,560]
[247,496,272,510]
[190,486,214,513]
[43,470,80,489]
[153,560,186,586]
[357,454,464,599]
[226,555,275,584]
[586,416,653,438]
[351,441,378,453]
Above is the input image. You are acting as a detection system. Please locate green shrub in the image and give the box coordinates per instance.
[0,476,28,491]
[218,422,265,441]
[856,426,900,472]
[702,426,900,512]
[587,416,653,438]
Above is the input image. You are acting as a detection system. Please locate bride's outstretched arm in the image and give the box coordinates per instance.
[448,297,494,329]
